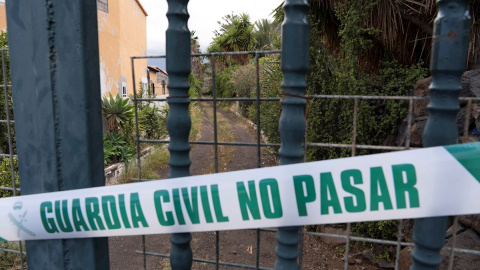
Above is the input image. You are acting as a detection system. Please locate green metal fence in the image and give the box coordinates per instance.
[1,0,480,269]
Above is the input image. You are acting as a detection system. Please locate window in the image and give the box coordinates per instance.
[97,0,108,13]
[151,83,155,95]
[121,82,127,98]
[162,80,166,95]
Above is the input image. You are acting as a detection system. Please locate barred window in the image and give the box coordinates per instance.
[97,0,108,13]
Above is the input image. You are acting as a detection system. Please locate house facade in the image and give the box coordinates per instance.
[97,0,148,98]
[1,0,149,98]
[0,1,6,32]
[147,65,169,96]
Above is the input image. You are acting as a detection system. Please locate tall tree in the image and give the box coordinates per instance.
[190,30,204,78]
[208,13,255,65]
[254,19,280,50]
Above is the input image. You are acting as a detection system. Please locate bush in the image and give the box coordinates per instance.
[0,31,15,155]
[305,0,427,161]
[103,133,135,165]
[0,157,19,198]
[352,220,399,241]
[138,105,167,140]
[102,93,135,133]
[246,58,282,143]
[215,66,236,101]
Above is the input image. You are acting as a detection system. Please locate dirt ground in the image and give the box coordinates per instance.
[108,103,386,270]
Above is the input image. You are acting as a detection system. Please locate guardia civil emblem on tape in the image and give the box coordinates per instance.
[0,142,479,242]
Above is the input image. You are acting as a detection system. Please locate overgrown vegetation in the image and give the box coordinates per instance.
[0,241,25,269]
[0,157,18,198]
[0,31,19,200]
[304,0,427,160]
[118,103,203,183]
[0,31,14,156]
[101,93,136,165]
[0,30,24,269]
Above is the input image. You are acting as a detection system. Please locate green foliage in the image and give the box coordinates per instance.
[102,93,135,133]
[0,241,25,269]
[189,72,202,100]
[138,105,167,140]
[215,66,236,101]
[247,57,282,143]
[103,133,135,165]
[0,31,15,155]
[0,157,19,198]
[253,19,281,50]
[352,221,399,241]
[208,13,255,65]
[232,64,256,97]
[305,0,427,161]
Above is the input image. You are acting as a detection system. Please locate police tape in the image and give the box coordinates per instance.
[1,142,479,242]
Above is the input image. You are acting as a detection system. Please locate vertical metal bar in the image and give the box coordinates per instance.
[351,98,358,156]
[276,0,310,269]
[132,58,142,182]
[212,55,219,174]
[411,1,471,269]
[256,229,261,270]
[256,53,261,168]
[255,53,262,270]
[405,98,414,148]
[2,48,24,270]
[132,57,147,270]
[298,227,304,270]
[394,219,404,270]
[211,55,220,270]
[6,0,110,268]
[343,223,352,270]
[343,112,358,270]
[166,0,193,269]
[211,54,221,270]
[447,216,459,270]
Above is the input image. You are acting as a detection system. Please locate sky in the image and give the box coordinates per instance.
[140,0,283,70]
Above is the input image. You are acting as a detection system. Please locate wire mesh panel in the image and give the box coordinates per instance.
[129,49,480,269]
[0,48,25,269]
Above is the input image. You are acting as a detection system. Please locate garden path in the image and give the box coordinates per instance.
[108,103,384,269]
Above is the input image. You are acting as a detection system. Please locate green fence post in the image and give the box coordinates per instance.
[411,1,471,269]
[166,0,193,269]
[5,0,109,269]
[275,0,310,269]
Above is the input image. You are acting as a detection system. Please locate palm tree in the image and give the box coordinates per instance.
[208,13,255,65]
[254,19,280,50]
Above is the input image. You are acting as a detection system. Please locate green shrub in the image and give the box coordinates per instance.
[215,66,236,101]
[102,93,135,133]
[305,0,427,161]
[352,220,399,241]
[138,105,167,140]
[232,64,256,116]
[0,31,15,155]
[0,157,19,198]
[103,133,135,165]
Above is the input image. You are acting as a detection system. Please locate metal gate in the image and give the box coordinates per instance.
[2,0,480,269]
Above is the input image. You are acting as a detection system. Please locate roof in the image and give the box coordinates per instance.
[135,0,148,16]
[147,65,168,76]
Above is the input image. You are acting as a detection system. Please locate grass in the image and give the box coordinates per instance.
[117,103,204,183]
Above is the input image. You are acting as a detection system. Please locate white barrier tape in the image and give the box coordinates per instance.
[1,142,479,242]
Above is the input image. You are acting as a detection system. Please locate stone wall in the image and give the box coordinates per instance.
[396,70,480,147]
